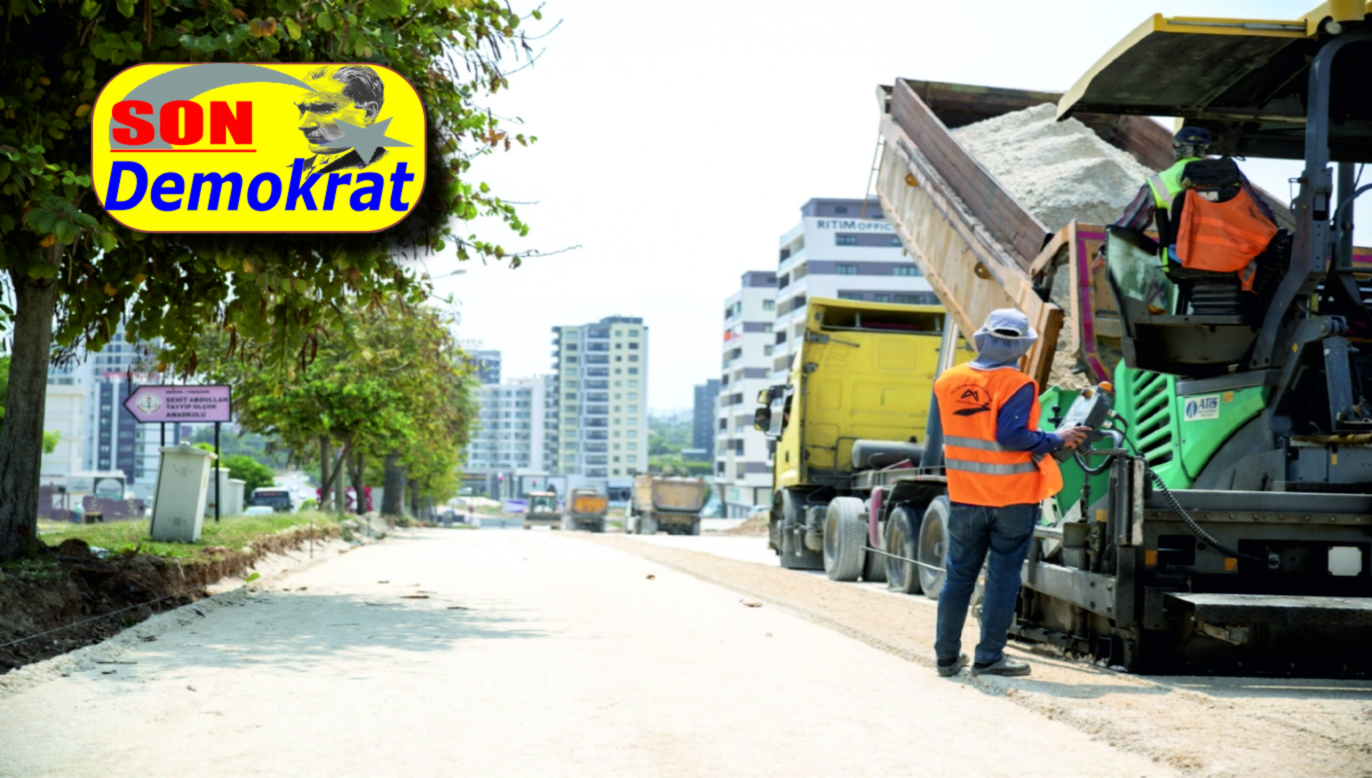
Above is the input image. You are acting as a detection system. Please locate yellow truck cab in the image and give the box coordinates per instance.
[755,297,956,574]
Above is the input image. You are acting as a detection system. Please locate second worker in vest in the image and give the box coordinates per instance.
[931,309,1089,678]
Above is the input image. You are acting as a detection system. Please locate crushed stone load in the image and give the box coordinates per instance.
[951,103,1156,390]
[950,102,1155,234]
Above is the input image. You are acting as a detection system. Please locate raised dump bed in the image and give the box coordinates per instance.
[627,475,707,536]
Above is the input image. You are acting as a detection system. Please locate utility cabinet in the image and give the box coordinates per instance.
[151,443,216,542]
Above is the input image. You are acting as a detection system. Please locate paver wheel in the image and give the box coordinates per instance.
[918,497,950,599]
[823,497,866,582]
[884,504,923,594]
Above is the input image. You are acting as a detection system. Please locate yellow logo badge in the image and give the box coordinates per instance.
[92,63,425,233]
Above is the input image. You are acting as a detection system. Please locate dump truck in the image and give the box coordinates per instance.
[564,488,608,533]
[625,475,708,536]
[756,297,948,577]
[761,6,1372,675]
[524,491,560,530]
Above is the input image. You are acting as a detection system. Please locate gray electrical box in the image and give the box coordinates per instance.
[150,443,216,542]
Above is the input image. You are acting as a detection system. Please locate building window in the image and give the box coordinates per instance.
[838,291,863,301]
[628,342,639,349]
[874,293,891,303]
[836,263,858,274]
[628,368,639,375]
[628,355,639,362]
[762,299,775,311]
[890,236,903,247]
[834,205,849,214]
[836,235,858,247]
[892,265,921,276]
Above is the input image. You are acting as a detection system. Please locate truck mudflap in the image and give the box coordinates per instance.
[1166,592,1372,628]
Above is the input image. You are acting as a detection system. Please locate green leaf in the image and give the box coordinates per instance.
[317,10,334,31]
[114,0,136,18]
[284,17,301,40]
[245,572,261,583]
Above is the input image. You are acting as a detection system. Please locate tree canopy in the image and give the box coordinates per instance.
[0,0,541,558]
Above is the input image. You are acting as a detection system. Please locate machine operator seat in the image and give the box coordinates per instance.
[1104,159,1286,379]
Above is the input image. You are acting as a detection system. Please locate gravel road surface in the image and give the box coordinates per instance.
[606,530,1372,777]
[0,529,1170,777]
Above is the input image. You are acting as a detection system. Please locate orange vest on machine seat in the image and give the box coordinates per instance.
[1174,187,1278,291]
[933,363,1063,508]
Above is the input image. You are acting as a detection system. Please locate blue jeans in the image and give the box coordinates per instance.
[934,502,1038,666]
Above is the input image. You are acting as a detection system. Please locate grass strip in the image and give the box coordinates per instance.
[31,511,341,560]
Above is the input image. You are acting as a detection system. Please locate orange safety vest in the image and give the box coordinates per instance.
[933,363,1063,508]
[1174,188,1278,292]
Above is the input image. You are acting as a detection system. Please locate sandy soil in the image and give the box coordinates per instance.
[0,529,1168,777]
[595,533,1372,778]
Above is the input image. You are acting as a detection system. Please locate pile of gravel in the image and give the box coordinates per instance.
[950,103,1155,234]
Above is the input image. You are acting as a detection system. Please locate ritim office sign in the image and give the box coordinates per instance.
[92,63,425,232]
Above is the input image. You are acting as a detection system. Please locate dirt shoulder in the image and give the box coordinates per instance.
[0,514,385,676]
[579,534,1372,778]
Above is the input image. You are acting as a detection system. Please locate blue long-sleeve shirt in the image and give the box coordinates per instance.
[932,383,1062,455]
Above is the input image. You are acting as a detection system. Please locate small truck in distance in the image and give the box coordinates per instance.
[625,475,708,536]
[564,488,608,533]
[524,491,560,530]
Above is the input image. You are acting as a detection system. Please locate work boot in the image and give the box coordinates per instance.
[971,657,1031,677]
[937,653,969,677]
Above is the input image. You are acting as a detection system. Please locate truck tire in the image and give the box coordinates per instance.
[641,516,658,536]
[688,518,701,536]
[777,489,822,570]
[918,497,950,599]
[862,535,887,583]
[593,520,605,534]
[823,497,866,582]
[884,504,923,594]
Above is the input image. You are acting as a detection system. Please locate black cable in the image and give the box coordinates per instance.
[1146,469,1262,562]
[0,585,206,651]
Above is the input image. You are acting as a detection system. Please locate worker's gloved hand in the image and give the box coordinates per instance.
[1056,426,1092,450]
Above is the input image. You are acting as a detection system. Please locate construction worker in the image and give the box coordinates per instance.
[1115,126,1276,256]
[931,309,1089,678]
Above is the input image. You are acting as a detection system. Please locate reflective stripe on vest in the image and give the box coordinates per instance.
[943,435,1008,452]
[945,458,1040,476]
[1146,157,1203,210]
[932,363,1064,508]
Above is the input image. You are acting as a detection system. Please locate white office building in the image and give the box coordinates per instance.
[772,197,936,379]
[551,316,649,496]
[715,270,778,518]
[463,375,551,496]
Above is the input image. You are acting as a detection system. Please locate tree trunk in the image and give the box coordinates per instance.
[409,477,420,517]
[319,436,331,511]
[334,443,347,514]
[352,451,366,515]
[0,265,59,560]
[381,449,405,517]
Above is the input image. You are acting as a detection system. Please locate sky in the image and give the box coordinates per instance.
[425,0,1325,412]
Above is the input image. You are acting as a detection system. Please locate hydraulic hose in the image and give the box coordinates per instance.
[1145,468,1262,562]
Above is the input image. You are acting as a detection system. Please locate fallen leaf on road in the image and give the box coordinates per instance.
[186,685,196,692]
[401,595,430,599]
[447,606,470,610]
[377,580,390,584]
[741,600,762,608]
[101,670,116,675]
[139,636,157,642]
[95,660,136,665]
[298,587,308,591]
[645,574,655,580]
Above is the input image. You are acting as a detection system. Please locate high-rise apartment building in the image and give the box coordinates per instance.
[716,271,778,517]
[692,379,720,458]
[463,375,550,497]
[460,340,502,385]
[42,328,168,498]
[772,197,936,379]
[550,316,649,485]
